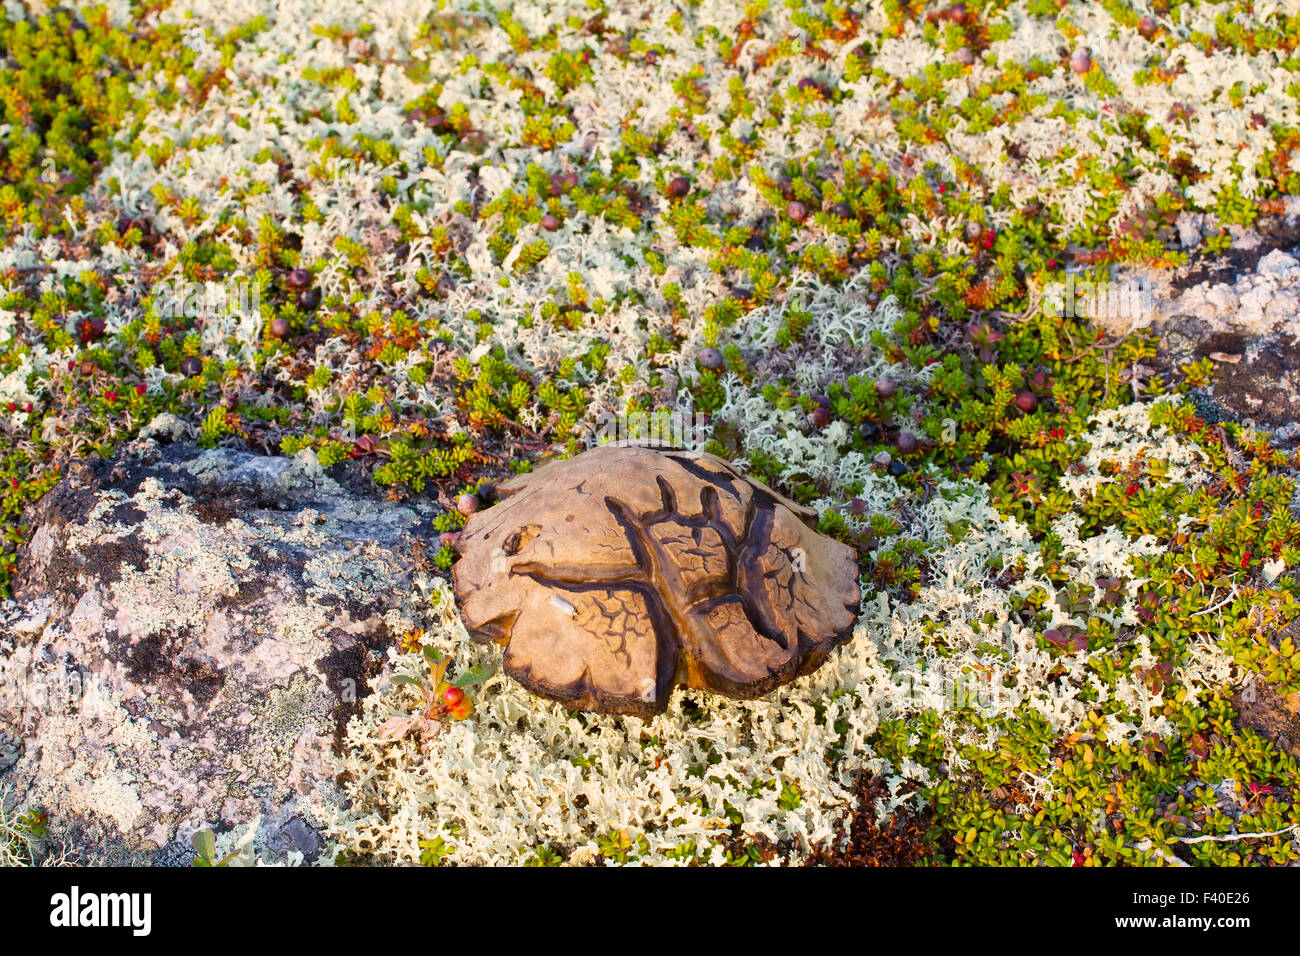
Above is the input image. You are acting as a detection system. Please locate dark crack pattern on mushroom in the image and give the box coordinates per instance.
[451,446,861,715]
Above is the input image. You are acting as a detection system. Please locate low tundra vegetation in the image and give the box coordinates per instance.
[2,0,1299,864]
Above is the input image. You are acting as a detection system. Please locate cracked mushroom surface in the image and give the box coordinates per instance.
[451,445,861,715]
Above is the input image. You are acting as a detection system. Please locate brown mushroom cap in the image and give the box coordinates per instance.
[451,445,861,715]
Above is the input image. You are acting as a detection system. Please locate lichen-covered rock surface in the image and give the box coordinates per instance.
[0,438,437,864]
[1111,205,1300,436]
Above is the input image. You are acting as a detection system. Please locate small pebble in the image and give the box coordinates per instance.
[965,220,984,241]
[954,46,975,66]
[1070,49,1092,74]
[859,421,880,441]
[830,201,852,218]
[1015,390,1038,412]
[456,493,480,516]
[1138,16,1157,39]
[948,4,968,24]
[811,406,831,428]
[667,176,691,199]
[180,357,203,377]
[888,459,909,477]
[787,200,808,223]
[895,431,918,454]
[875,376,898,398]
[541,213,561,231]
[286,268,312,291]
[298,288,321,311]
[270,317,290,338]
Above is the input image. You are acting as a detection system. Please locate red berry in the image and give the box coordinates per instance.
[1125,483,1139,496]
[442,685,466,708]
[135,383,147,396]
[104,390,117,402]
[938,184,946,194]
[1047,258,1057,268]
[9,478,17,490]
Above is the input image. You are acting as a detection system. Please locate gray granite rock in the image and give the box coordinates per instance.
[0,438,437,864]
